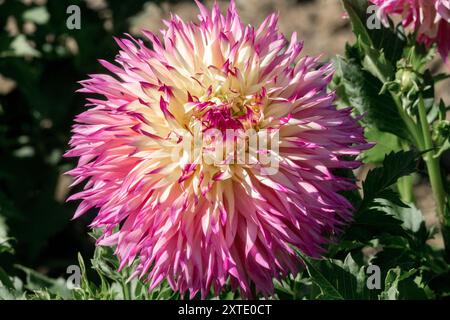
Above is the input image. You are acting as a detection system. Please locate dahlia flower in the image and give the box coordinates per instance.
[371,0,450,61]
[66,0,366,298]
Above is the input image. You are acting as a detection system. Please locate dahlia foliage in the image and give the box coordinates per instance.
[66,1,366,297]
[371,0,450,61]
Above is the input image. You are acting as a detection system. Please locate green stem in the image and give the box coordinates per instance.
[397,140,415,203]
[371,47,449,256]
[417,98,446,218]
[417,97,450,258]
[122,274,131,300]
[392,94,424,149]
[398,175,415,203]
[362,52,449,254]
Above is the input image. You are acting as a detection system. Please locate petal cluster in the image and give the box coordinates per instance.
[371,0,450,61]
[66,0,366,298]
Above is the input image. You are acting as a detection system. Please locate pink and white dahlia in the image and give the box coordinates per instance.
[371,0,450,61]
[66,0,366,298]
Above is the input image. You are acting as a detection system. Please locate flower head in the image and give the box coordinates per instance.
[66,0,366,298]
[371,0,450,61]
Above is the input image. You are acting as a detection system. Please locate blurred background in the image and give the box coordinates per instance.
[0,0,449,281]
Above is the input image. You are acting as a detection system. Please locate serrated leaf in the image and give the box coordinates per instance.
[343,151,418,242]
[348,208,406,241]
[298,251,375,300]
[361,150,418,209]
[327,240,366,258]
[376,189,409,208]
[333,56,409,140]
[299,255,344,300]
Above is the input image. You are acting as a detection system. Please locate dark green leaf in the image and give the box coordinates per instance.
[361,150,418,209]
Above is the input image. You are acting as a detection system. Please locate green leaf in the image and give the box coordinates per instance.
[343,151,418,242]
[91,246,121,282]
[298,251,378,300]
[327,240,366,258]
[15,265,71,299]
[299,254,344,300]
[0,266,15,290]
[341,0,373,47]
[427,270,450,296]
[370,25,407,63]
[435,139,450,159]
[380,268,415,300]
[0,276,25,300]
[360,150,417,209]
[363,127,401,163]
[390,202,425,233]
[361,43,394,81]
[376,189,409,208]
[333,56,409,140]
[0,216,14,254]
[379,268,430,300]
[347,208,406,241]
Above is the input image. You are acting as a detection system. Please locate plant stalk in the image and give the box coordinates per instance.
[398,175,415,203]
[417,97,450,258]
[417,98,446,218]
[122,274,131,300]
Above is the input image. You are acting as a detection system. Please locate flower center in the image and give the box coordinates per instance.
[188,91,265,133]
